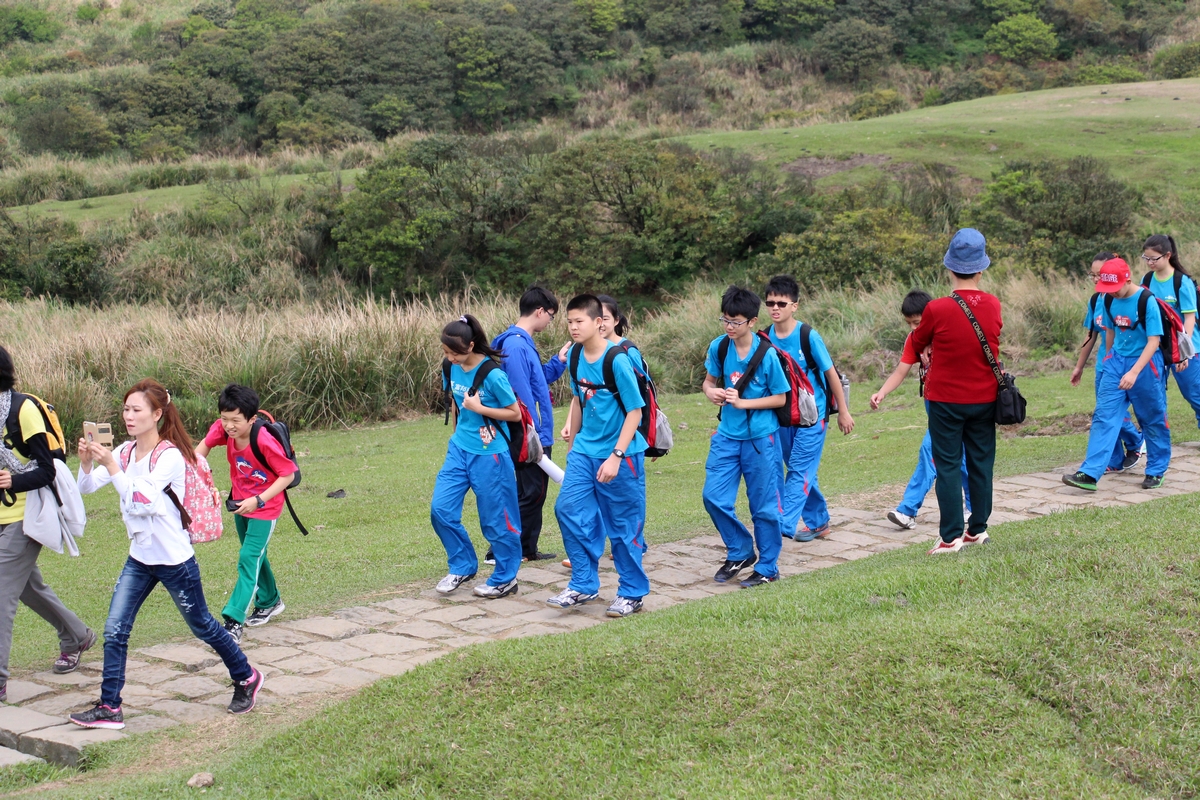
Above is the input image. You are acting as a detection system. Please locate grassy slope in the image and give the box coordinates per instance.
[12,371,1200,677]
[683,78,1200,190]
[33,491,1200,798]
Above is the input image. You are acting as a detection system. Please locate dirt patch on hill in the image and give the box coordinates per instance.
[1002,412,1093,438]
[783,153,891,178]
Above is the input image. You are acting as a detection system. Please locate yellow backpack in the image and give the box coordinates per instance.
[7,392,67,457]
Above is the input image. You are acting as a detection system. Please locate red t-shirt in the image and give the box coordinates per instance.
[901,332,920,365]
[909,291,1003,405]
[204,420,296,521]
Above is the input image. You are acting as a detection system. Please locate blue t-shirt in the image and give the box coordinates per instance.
[768,322,833,414]
[443,361,518,456]
[704,335,790,441]
[569,342,647,459]
[1145,271,1200,351]
[1082,294,1110,367]
[1102,290,1165,359]
[616,338,645,377]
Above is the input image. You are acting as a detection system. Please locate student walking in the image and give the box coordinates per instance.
[195,385,296,643]
[701,286,790,587]
[762,275,853,541]
[490,287,571,563]
[433,315,524,598]
[1071,252,1144,473]
[909,229,1002,554]
[0,348,95,702]
[551,294,649,618]
[1140,234,1200,430]
[1065,257,1172,492]
[868,290,971,530]
[71,379,262,729]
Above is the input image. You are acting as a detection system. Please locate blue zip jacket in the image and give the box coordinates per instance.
[492,325,568,447]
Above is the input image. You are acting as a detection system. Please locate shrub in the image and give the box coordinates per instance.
[1152,42,1200,80]
[14,101,118,157]
[813,19,893,83]
[984,14,1058,65]
[0,4,64,44]
[845,89,906,120]
[76,4,102,24]
[1072,63,1145,85]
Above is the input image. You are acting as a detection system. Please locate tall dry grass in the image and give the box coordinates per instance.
[0,272,1092,438]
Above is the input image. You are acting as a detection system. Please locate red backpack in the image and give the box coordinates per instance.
[442,359,543,464]
[1103,288,1188,366]
[567,342,674,457]
[119,441,223,544]
[716,332,819,428]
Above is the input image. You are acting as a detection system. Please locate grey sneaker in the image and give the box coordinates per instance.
[223,619,243,645]
[69,702,125,730]
[473,579,518,599]
[245,601,286,627]
[436,573,476,594]
[546,589,599,608]
[887,510,916,530]
[53,628,97,674]
[606,597,644,618]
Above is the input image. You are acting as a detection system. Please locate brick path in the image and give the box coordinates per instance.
[2,442,1198,766]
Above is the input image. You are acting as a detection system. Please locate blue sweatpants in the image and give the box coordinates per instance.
[780,421,829,535]
[1165,358,1200,430]
[1081,352,1171,480]
[703,432,784,579]
[430,441,523,585]
[896,430,972,518]
[1094,365,1144,471]
[555,451,649,599]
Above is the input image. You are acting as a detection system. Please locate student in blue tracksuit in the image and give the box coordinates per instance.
[702,286,790,588]
[1071,252,1144,474]
[1141,234,1200,430]
[431,315,524,599]
[762,275,854,542]
[868,290,971,530]
[550,294,649,619]
[1064,258,1172,492]
[490,286,571,563]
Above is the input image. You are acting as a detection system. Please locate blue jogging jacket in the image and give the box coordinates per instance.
[492,325,568,448]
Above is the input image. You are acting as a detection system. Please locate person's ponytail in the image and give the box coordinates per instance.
[123,379,196,465]
[597,294,629,337]
[441,314,503,361]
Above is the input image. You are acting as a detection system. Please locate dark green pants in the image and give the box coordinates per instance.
[927,401,995,543]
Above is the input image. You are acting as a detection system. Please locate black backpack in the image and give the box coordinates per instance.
[246,412,308,535]
[566,344,671,457]
[1141,270,1184,305]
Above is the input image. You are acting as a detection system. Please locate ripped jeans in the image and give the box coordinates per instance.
[101,556,251,708]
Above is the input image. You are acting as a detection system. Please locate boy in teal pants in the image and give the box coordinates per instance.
[196,384,296,644]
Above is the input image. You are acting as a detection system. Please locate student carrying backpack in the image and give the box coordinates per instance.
[568,344,674,458]
[716,331,819,429]
[1103,287,1188,367]
[118,440,222,544]
[1140,233,1200,433]
[442,359,542,465]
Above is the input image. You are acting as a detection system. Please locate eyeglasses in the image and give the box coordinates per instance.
[718,317,750,328]
[543,309,556,320]
[763,300,792,309]
[1141,254,1166,264]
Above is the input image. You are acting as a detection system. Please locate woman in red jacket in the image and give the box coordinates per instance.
[910,229,1003,554]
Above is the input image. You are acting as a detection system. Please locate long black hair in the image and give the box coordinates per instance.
[596,294,628,337]
[1143,234,1188,277]
[441,314,503,359]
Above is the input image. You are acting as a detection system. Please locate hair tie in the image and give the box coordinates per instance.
[165,390,172,405]
[459,316,468,323]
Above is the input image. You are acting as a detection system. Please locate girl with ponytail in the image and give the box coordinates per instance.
[1142,235,1200,430]
[432,314,524,599]
[72,379,263,730]
[597,295,646,378]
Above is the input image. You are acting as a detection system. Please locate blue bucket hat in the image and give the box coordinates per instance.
[943,228,990,274]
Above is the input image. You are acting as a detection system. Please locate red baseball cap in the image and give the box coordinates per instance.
[1095,257,1130,293]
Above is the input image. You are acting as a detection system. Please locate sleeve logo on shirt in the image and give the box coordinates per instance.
[1114,314,1133,329]
[235,456,270,486]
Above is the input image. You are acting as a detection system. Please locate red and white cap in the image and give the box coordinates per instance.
[1095,257,1130,293]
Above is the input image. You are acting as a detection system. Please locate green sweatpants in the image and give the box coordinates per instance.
[221,515,280,624]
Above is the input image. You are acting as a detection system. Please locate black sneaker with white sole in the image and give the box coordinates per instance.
[229,667,264,714]
[739,571,778,588]
[245,601,285,628]
[70,702,125,730]
[714,557,756,583]
[223,618,243,645]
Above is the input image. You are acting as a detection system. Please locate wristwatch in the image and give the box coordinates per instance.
[612,448,626,459]
[255,495,265,509]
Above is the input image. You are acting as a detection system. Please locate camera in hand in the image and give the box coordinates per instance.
[225,497,240,512]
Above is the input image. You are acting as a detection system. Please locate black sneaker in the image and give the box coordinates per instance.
[714,557,756,583]
[484,552,496,566]
[1142,474,1164,489]
[527,551,557,561]
[229,667,264,714]
[70,702,125,730]
[1121,450,1142,471]
[245,601,285,628]
[223,618,243,645]
[1062,471,1097,491]
[739,571,778,588]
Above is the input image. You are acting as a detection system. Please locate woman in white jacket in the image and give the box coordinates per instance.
[69,379,263,730]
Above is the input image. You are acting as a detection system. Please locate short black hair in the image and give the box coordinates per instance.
[218,383,260,419]
[0,347,13,392]
[566,293,603,319]
[901,289,934,317]
[949,270,978,281]
[721,286,761,321]
[519,286,559,317]
[1092,251,1116,263]
[763,275,799,303]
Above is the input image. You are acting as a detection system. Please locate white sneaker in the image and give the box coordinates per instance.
[928,537,965,555]
[473,579,518,599]
[436,573,475,594]
[605,596,644,618]
[961,531,989,547]
[546,589,598,608]
[887,510,916,530]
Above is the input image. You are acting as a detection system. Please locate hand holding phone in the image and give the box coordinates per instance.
[83,421,114,448]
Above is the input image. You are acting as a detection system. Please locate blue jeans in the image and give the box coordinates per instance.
[101,556,251,707]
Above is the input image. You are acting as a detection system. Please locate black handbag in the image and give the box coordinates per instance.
[951,293,1027,425]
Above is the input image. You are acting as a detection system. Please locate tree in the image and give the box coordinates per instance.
[984,13,1058,65]
[813,19,893,83]
[14,100,117,157]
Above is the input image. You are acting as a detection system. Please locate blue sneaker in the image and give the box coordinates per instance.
[794,524,830,543]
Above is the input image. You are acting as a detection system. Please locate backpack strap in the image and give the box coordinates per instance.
[470,359,499,394]
[568,343,582,393]
[799,324,831,417]
[715,337,730,383]
[1136,288,1151,331]
[1087,292,1100,334]
[246,420,308,536]
[123,440,190,528]
[1175,270,1184,301]
[441,359,453,425]
[601,346,627,416]
[734,336,772,393]
[1141,271,1153,289]
[950,292,1005,387]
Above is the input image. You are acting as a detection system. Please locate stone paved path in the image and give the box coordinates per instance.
[3,443,1198,766]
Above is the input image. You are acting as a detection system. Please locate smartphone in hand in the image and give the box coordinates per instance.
[83,421,114,448]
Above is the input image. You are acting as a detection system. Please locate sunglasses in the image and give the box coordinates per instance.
[763,300,793,309]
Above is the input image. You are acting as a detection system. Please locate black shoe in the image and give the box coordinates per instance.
[223,618,243,645]
[714,557,756,583]
[1062,471,1097,491]
[70,701,125,729]
[527,551,557,561]
[739,571,778,588]
[229,667,264,714]
[1141,474,1164,489]
[1121,450,1142,471]
[484,551,496,566]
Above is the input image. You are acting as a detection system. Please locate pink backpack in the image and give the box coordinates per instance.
[119,441,223,544]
